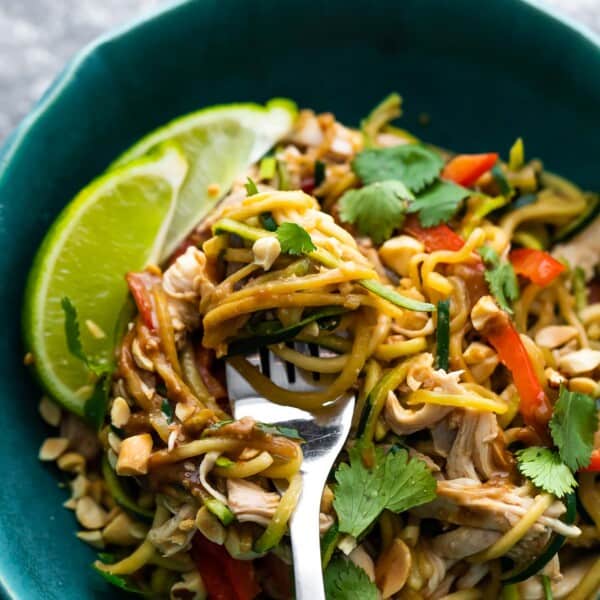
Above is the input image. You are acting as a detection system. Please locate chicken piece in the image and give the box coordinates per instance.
[416,479,580,538]
[406,353,464,394]
[445,409,508,481]
[431,419,456,458]
[286,110,325,148]
[456,563,490,590]
[431,527,501,560]
[552,214,600,280]
[148,501,197,557]
[385,353,468,435]
[162,246,214,335]
[226,479,280,527]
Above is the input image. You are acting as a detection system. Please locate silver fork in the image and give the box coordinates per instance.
[226,345,355,600]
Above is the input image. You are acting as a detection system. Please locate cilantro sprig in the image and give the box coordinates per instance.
[517,388,598,497]
[276,222,316,255]
[516,447,577,498]
[550,388,598,471]
[61,297,111,376]
[339,181,412,244]
[324,557,378,600]
[407,180,470,228]
[479,246,519,313]
[352,144,443,193]
[61,297,113,428]
[344,143,470,243]
[333,445,436,538]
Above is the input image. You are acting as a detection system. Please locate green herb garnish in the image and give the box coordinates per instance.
[245,177,259,196]
[352,144,443,192]
[550,387,598,471]
[276,222,316,255]
[333,444,436,538]
[515,447,577,498]
[324,557,378,600]
[407,180,470,227]
[479,246,519,314]
[339,180,412,244]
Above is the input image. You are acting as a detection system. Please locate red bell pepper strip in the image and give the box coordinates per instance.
[403,215,465,252]
[485,320,553,433]
[125,271,159,330]
[580,449,600,472]
[442,153,499,187]
[192,534,261,600]
[509,248,566,287]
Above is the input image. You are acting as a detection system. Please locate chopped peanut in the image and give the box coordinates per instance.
[116,433,153,476]
[110,396,131,428]
[39,437,69,461]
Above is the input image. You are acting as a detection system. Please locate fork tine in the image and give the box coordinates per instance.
[268,351,291,388]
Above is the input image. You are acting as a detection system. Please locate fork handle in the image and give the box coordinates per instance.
[289,468,327,600]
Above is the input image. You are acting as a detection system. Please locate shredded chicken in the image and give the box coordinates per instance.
[162,247,214,335]
[445,410,507,481]
[148,499,197,557]
[415,479,581,538]
[226,479,280,527]
[431,527,501,560]
[552,214,600,280]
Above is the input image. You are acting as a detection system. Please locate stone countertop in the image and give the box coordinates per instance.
[0,0,598,142]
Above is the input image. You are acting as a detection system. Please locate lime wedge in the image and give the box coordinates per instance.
[23,145,188,415]
[111,99,297,260]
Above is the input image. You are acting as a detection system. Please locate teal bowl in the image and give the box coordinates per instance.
[0,0,598,597]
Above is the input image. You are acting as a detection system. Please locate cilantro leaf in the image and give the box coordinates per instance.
[276,222,316,255]
[324,557,378,600]
[479,246,519,313]
[61,297,111,376]
[352,144,443,193]
[550,388,598,471]
[85,374,110,431]
[407,180,470,227]
[516,447,577,498]
[245,177,259,196]
[333,445,436,538]
[161,398,174,423]
[93,566,150,596]
[255,422,303,440]
[339,180,412,244]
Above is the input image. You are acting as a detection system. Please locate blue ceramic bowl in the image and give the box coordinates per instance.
[0,0,599,598]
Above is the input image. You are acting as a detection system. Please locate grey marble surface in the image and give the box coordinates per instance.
[0,0,599,143]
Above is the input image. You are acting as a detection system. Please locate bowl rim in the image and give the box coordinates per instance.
[0,0,599,598]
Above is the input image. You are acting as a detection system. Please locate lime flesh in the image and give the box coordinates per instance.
[23,145,188,415]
